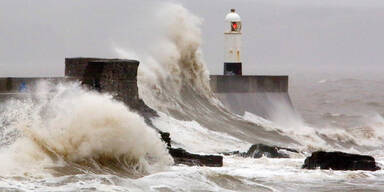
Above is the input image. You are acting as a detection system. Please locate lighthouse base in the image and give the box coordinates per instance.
[209,75,295,120]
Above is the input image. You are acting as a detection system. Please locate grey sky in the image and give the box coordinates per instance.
[1,0,383,77]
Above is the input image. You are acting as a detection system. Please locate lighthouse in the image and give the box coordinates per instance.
[224,9,242,75]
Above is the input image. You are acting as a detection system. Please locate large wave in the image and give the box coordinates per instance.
[133,3,297,152]
[0,81,172,177]
[117,3,384,154]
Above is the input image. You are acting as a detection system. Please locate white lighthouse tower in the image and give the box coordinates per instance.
[224,9,242,75]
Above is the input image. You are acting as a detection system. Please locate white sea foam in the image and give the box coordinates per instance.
[0,81,172,177]
[244,109,384,154]
[153,112,250,154]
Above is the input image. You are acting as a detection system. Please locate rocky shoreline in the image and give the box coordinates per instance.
[159,131,381,171]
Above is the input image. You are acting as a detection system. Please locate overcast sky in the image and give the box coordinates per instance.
[1,0,383,77]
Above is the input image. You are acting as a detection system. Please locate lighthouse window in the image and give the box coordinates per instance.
[232,23,237,30]
[231,22,241,32]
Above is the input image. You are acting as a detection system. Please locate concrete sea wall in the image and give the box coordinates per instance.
[0,77,66,101]
[210,75,293,119]
[210,75,289,93]
[0,77,65,93]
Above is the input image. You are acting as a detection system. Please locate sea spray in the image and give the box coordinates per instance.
[136,3,214,114]
[111,2,383,156]
[111,2,384,154]
[116,2,296,149]
[0,81,172,177]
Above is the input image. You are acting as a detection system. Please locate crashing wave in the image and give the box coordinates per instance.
[0,81,172,177]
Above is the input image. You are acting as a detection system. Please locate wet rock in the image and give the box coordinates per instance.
[158,131,223,167]
[221,144,298,158]
[169,148,223,167]
[302,151,380,171]
[246,144,292,158]
[159,131,171,148]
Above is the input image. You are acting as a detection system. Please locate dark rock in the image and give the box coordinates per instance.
[157,131,222,167]
[169,148,223,167]
[159,131,171,148]
[246,144,291,158]
[302,151,380,171]
[221,144,299,158]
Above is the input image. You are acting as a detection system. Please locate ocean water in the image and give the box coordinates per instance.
[1,77,384,191]
[1,3,384,192]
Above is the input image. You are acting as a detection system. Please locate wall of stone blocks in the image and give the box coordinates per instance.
[65,58,157,119]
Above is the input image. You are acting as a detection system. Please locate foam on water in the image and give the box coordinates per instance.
[1,155,384,192]
[153,112,251,154]
[242,94,384,153]
[0,81,172,177]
